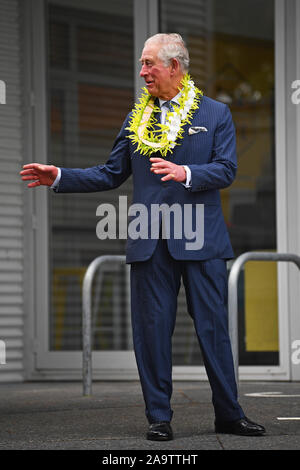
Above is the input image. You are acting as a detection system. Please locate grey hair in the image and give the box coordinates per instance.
[144,33,189,72]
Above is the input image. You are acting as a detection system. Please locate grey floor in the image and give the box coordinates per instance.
[0,380,299,450]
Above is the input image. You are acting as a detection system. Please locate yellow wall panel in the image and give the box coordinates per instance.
[244,261,279,351]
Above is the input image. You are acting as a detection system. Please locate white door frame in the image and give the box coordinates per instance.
[281,0,300,381]
[24,0,292,381]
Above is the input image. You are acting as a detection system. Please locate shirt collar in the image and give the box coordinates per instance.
[158,90,182,108]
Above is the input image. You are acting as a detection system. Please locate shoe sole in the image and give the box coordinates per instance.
[146,434,173,441]
[215,429,265,436]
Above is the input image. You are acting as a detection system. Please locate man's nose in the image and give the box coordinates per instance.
[140,64,147,77]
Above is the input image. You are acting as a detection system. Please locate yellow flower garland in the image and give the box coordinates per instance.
[126,74,203,157]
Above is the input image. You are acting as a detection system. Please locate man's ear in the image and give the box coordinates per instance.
[170,58,180,75]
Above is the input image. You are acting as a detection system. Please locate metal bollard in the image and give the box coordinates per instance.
[228,251,300,387]
[82,255,126,396]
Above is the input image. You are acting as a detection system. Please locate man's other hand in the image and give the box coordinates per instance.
[20,163,58,188]
[150,158,186,183]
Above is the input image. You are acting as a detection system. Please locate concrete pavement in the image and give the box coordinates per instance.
[0,380,299,450]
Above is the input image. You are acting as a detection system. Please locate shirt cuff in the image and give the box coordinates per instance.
[181,165,192,188]
[51,167,61,190]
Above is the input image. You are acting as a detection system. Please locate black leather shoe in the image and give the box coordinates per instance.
[215,417,266,436]
[147,421,173,441]
[244,416,266,433]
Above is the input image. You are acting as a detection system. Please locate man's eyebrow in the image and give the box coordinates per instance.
[139,57,153,63]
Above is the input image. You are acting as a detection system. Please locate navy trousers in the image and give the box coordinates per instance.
[130,237,245,424]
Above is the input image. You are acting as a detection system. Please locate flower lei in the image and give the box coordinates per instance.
[126,74,203,157]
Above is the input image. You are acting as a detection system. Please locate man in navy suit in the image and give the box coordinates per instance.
[21,33,265,439]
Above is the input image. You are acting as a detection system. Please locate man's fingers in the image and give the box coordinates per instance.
[151,163,177,180]
[151,161,172,169]
[22,163,42,170]
[20,168,38,176]
[27,181,41,188]
[150,159,181,182]
[149,157,165,163]
[152,168,170,175]
[161,173,175,181]
[21,174,39,181]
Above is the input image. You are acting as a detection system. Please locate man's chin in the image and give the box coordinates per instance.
[145,84,157,96]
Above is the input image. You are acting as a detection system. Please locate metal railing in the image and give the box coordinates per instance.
[82,251,300,396]
[82,255,126,396]
[228,251,300,386]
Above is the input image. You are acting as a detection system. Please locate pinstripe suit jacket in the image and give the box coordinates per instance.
[56,95,237,263]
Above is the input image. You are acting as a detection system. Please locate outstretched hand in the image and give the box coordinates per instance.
[20,163,58,188]
[150,158,186,182]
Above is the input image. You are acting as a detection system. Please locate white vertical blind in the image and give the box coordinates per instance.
[0,0,24,382]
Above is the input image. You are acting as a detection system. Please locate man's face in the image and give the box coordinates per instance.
[139,42,173,99]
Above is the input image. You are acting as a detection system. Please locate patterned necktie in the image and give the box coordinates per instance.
[161,100,175,125]
[163,100,174,112]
